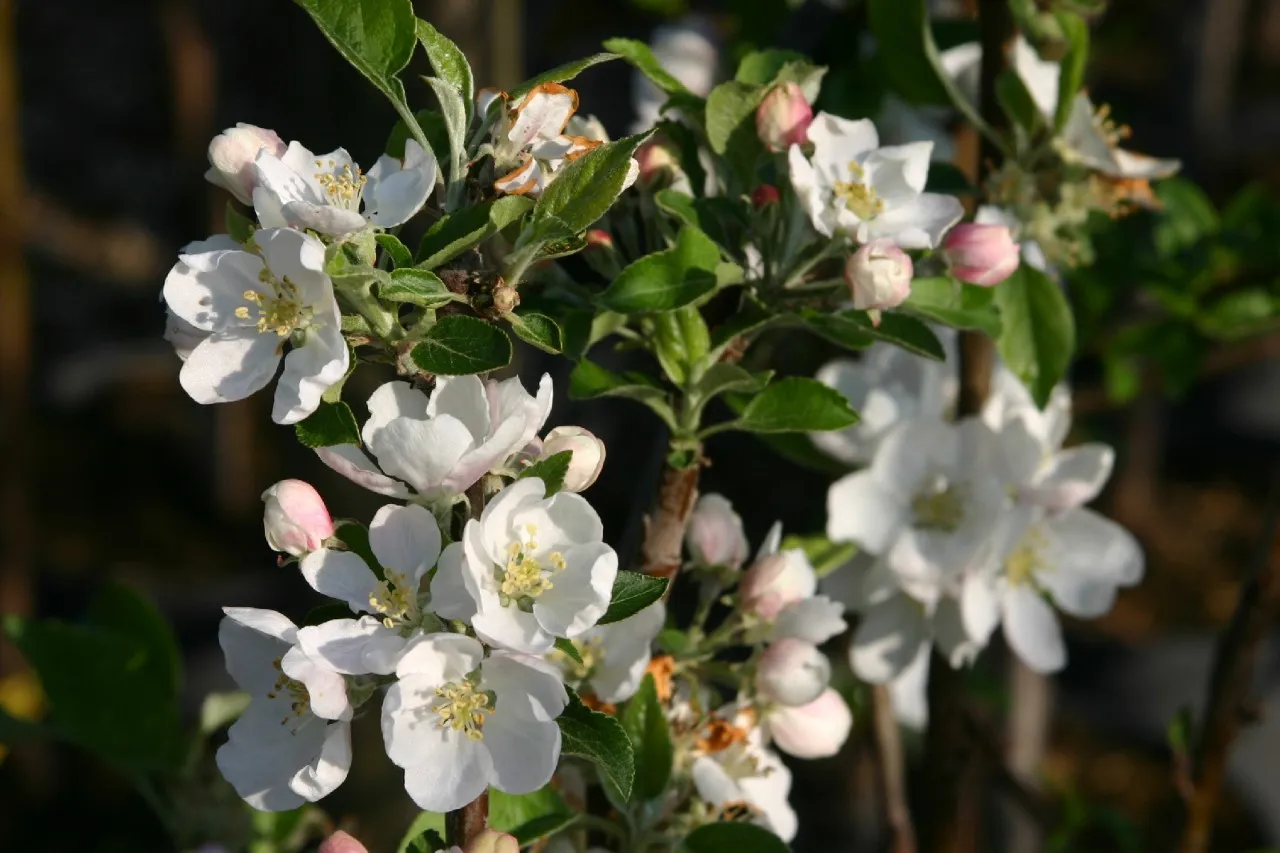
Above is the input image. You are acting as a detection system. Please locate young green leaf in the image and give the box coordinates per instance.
[650,305,711,385]
[87,583,182,698]
[375,233,413,269]
[682,821,790,853]
[693,363,771,404]
[416,19,473,123]
[489,785,577,844]
[602,38,690,94]
[398,812,446,853]
[558,689,635,800]
[599,226,721,314]
[996,68,1045,141]
[731,377,859,434]
[418,195,535,268]
[382,268,456,308]
[424,75,468,189]
[568,360,677,430]
[518,451,573,496]
[533,133,650,235]
[901,276,1003,337]
[1053,12,1089,133]
[226,200,256,244]
[735,48,809,86]
[819,310,947,360]
[294,400,362,448]
[508,312,563,354]
[600,572,669,624]
[509,53,619,99]
[994,265,1076,407]
[620,674,674,801]
[411,315,513,375]
[704,80,764,185]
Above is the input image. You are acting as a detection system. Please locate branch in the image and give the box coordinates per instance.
[639,461,700,588]
[871,686,917,853]
[1176,466,1280,853]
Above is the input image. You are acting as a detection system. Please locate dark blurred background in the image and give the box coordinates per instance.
[3,0,1280,850]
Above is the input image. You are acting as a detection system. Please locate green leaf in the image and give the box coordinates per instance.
[376,233,413,269]
[489,785,576,844]
[901,275,1003,337]
[1154,178,1219,258]
[682,821,790,853]
[508,312,563,354]
[553,637,583,665]
[600,572,668,625]
[797,310,876,351]
[603,38,689,94]
[568,360,677,429]
[418,195,535,269]
[704,80,764,185]
[387,107,451,161]
[694,363,771,402]
[398,812,445,853]
[600,226,721,313]
[382,267,456,308]
[87,583,182,699]
[732,377,859,434]
[226,201,256,244]
[533,133,650,235]
[416,19,473,124]
[812,310,946,360]
[509,53,619,99]
[411,316,513,375]
[994,265,1076,407]
[735,49,809,86]
[996,68,1044,140]
[3,615,183,771]
[294,400,362,448]
[0,707,49,745]
[424,75,468,187]
[780,534,859,578]
[334,520,384,579]
[1053,12,1089,133]
[518,451,572,496]
[558,689,635,800]
[620,675,673,801]
[650,306,710,385]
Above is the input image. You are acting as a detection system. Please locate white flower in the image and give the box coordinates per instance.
[295,504,443,673]
[381,633,567,812]
[252,140,438,237]
[262,479,334,556]
[162,228,348,424]
[430,478,618,654]
[215,608,352,810]
[844,239,914,312]
[763,687,853,759]
[812,341,957,465]
[692,726,797,841]
[973,205,1052,276]
[316,374,553,502]
[743,522,848,643]
[538,426,606,493]
[556,602,665,704]
[756,638,830,707]
[205,123,286,205]
[685,494,749,569]
[787,113,964,248]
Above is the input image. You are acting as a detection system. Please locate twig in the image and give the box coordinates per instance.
[1003,660,1053,853]
[961,709,1056,831]
[639,462,701,588]
[871,686,917,853]
[1176,464,1280,853]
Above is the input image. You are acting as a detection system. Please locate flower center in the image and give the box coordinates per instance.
[1005,527,1049,586]
[433,678,492,741]
[833,160,884,220]
[495,524,566,608]
[234,270,312,339]
[266,657,311,727]
[368,568,420,629]
[314,159,367,211]
[910,476,966,532]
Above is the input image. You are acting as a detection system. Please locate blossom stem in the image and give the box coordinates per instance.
[871,685,917,853]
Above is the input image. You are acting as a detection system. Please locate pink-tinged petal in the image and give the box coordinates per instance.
[767,688,853,758]
[1024,444,1115,513]
[319,831,368,853]
[507,83,579,149]
[314,444,411,498]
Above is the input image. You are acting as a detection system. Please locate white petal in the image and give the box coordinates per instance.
[289,721,351,802]
[273,322,348,425]
[443,413,531,495]
[473,603,555,655]
[371,414,475,496]
[299,548,377,612]
[863,141,933,199]
[512,492,606,554]
[1024,444,1115,512]
[427,375,491,439]
[314,444,412,498]
[934,595,984,667]
[889,644,930,730]
[1110,148,1181,180]
[849,593,929,683]
[394,632,485,681]
[297,617,406,676]
[772,595,847,644]
[808,113,880,174]
[584,603,664,703]
[430,542,478,621]
[483,650,569,721]
[1002,585,1066,673]
[827,470,906,553]
[787,144,832,238]
[364,381,431,445]
[163,249,262,331]
[370,503,442,583]
[283,200,368,237]
[180,330,280,405]
[485,709,562,795]
[507,84,578,149]
[255,228,328,295]
[738,749,798,841]
[281,646,350,721]
[1041,507,1144,587]
[535,541,617,638]
[1012,36,1061,118]
[478,478,547,562]
[364,140,438,227]
[864,192,965,249]
[217,706,328,810]
[222,606,298,644]
[961,572,1001,646]
[400,734,492,812]
[219,609,294,694]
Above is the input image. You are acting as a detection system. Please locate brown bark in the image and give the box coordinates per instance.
[639,462,700,588]
[871,686,917,853]
[446,790,491,850]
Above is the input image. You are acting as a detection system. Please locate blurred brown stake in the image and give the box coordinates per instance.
[1176,466,1280,853]
[871,686,917,853]
[1004,659,1052,853]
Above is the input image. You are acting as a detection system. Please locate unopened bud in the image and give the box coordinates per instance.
[318,831,368,853]
[205,123,286,205]
[756,82,813,153]
[685,494,748,569]
[942,223,1021,286]
[492,283,520,314]
[540,426,606,492]
[466,829,520,853]
[766,687,853,759]
[585,229,614,249]
[262,479,334,556]
[757,638,831,706]
[751,184,781,209]
[844,239,913,315]
[740,552,815,619]
[634,138,683,188]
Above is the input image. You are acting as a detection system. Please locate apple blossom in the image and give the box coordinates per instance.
[430,477,618,654]
[382,633,567,812]
[763,687,853,759]
[205,123,286,205]
[539,426,606,492]
[555,602,665,703]
[262,479,334,556]
[756,81,813,153]
[844,238,914,313]
[943,222,1021,286]
[744,522,848,643]
[162,227,348,425]
[316,374,552,502]
[756,638,830,707]
[319,832,368,853]
[466,830,521,853]
[215,608,352,811]
[691,724,797,841]
[685,494,749,569]
[787,113,964,248]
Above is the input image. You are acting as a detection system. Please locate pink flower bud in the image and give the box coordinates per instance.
[634,138,682,188]
[844,239,913,312]
[739,552,815,619]
[756,82,813,153]
[319,832,368,853]
[685,494,748,569]
[766,688,853,759]
[262,479,334,556]
[540,426,606,492]
[205,123,286,205]
[757,638,831,706]
[943,223,1021,286]
[585,229,614,248]
[751,184,781,209]
[466,830,520,853]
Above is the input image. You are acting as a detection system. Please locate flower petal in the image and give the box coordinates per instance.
[370,503,442,583]
[535,541,617,638]
[394,633,485,682]
[371,414,476,496]
[863,141,933,198]
[219,609,295,694]
[289,721,351,803]
[180,329,280,405]
[827,470,907,554]
[430,542,478,621]
[299,548,378,613]
[485,709,562,795]
[1002,584,1066,673]
[849,593,928,683]
[281,646,350,721]
[364,139,437,227]
[473,604,554,655]
[484,650,569,722]
[889,643,930,730]
[163,248,262,331]
[427,375,491,440]
[864,192,965,249]
[273,321,349,425]
[400,734,492,812]
[297,617,406,676]
[772,595,847,644]
[314,444,411,498]
[364,381,431,445]
[1024,443,1115,513]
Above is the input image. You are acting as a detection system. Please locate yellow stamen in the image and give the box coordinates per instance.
[434,680,491,741]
